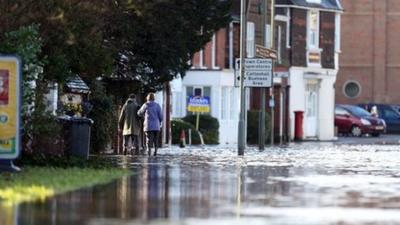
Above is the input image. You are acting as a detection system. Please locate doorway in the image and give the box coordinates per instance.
[305,81,319,137]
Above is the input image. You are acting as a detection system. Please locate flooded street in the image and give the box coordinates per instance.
[3,143,400,225]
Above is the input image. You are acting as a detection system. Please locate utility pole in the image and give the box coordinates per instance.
[259,0,267,150]
[270,0,275,146]
[238,0,247,155]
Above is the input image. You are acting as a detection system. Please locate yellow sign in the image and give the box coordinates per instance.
[0,56,21,159]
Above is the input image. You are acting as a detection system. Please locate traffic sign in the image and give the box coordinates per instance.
[234,58,273,87]
[255,44,277,59]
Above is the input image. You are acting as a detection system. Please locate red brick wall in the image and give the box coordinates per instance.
[290,8,307,67]
[337,0,400,104]
[191,28,229,69]
[216,28,227,68]
[320,12,335,69]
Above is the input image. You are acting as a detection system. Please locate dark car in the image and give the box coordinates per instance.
[335,105,386,137]
[358,103,400,133]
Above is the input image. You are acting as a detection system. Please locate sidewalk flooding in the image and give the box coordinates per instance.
[7,142,400,225]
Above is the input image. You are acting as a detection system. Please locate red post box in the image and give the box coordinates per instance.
[294,111,304,141]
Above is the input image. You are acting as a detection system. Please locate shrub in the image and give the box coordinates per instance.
[0,25,64,156]
[182,114,219,144]
[171,119,201,145]
[247,110,271,145]
[88,80,117,153]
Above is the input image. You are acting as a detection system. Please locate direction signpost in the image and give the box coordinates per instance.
[255,44,277,59]
[0,56,21,172]
[234,58,273,88]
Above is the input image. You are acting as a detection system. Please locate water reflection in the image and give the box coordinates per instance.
[3,157,290,225]
[2,144,400,224]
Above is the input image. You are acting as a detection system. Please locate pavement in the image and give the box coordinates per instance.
[335,134,400,145]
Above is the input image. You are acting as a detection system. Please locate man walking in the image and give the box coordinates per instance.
[119,93,140,155]
[137,93,163,156]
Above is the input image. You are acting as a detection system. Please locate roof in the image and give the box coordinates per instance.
[276,0,343,11]
[65,75,90,94]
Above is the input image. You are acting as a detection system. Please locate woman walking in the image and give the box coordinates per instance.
[138,93,163,156]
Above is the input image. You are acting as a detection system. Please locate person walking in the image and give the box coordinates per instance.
[137,93,163,156]
[119,93,140,155]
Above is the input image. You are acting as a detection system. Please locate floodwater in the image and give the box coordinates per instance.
[3,143,400,225]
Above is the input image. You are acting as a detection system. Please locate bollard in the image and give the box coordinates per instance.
[179,129,186,148]
[188,129,192,145]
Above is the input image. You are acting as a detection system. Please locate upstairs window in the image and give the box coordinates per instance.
[247,22,255,57]
[308,10,319,49]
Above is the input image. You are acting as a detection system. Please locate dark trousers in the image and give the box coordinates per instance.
[145,131,159,155]
[123,134,139,154]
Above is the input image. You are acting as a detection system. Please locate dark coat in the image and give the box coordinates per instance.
[119,98,140,135]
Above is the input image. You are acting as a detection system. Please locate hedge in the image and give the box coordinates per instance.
[182,114,219,144]
[171,119,201,145]
[247,110,271,145]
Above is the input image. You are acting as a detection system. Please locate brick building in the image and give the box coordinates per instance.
[275,0,342,140]
[171,0,274,144]
[337,0,400,104]
[171,0,343,144]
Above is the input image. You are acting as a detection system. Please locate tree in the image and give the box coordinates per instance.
[0,0,232,91]
[105,0,232,92]
[0,25,61,154]
[0,0,115,82]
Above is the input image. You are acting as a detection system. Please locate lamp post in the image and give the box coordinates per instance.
[238,0,247,155]
[259,0,267,150]
[270,0,275,146]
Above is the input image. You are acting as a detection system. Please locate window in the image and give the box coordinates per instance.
[308,10,319,49]
[212,34,219,69]
[229,22,234,69]
[277,25,282,64]
[265,24,272,48]
[383,109,400,120]
[335,13,341,52]
[194,87,202,96]
[343,81,361,99]
[172,92,182,118]
[221,87,229,120]
[247,22,255,57]
[199,49,205,68]
[221,86,238,120]
[335,107,348,116]
[286,9,291,48]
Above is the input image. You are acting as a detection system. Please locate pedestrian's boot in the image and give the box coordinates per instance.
[147,148,151,156]
[153,148,157,156]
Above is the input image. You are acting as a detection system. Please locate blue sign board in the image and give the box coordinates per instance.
[187,96,210,113]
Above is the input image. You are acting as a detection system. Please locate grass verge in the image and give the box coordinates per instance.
[0,167,130,206]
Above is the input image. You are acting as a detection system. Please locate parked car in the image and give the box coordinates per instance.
[358,103,400,133]
[335,104,386,137]
[392,105,400,114]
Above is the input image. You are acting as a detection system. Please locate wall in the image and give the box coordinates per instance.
[337,0,400,104]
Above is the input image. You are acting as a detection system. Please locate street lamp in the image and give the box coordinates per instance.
[238,0,247,155]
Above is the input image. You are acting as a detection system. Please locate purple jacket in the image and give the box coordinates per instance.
[137,101,163,131]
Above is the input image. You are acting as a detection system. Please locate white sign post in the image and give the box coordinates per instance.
[234,58,273,88]
[244,58,272,87]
